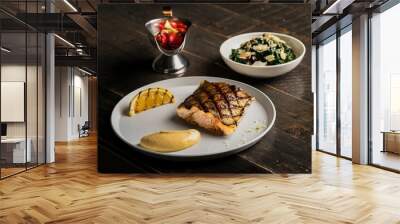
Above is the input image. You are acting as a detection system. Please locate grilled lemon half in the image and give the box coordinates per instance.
[129,87,175,116]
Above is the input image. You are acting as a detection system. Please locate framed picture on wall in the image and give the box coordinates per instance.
[1,81,25,122]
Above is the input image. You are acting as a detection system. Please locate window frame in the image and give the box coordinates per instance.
[0,2,48,180]
[315,24,353,161]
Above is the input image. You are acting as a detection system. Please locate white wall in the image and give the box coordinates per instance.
[1,65,27,139]
[1,82,25,122]
[1,65,27,165]
[71,73,89,139]
[54,66,89,141]
[55,66,70,141]
[1,65,40,137]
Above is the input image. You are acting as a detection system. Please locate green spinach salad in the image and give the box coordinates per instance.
[230,33,296,66]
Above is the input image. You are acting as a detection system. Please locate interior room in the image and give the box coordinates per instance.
[0,0,400,223]
[0,25,46,178]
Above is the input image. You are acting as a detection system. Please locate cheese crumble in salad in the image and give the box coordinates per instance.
[230,33,296,66]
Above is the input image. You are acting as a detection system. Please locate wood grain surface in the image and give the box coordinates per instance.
[1,135,400,223]
[97,3,312,173]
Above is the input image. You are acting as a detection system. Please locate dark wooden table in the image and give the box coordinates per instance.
[98,3,312,173]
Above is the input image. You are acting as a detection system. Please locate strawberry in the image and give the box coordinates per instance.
[169,21,178,28]
[177,27,186,33]
[171,21,187,29]
[156,33,168,49]
[168,33,184,49]
[168,32,177,44]
[178,22,187,30]
[158,21,165,31]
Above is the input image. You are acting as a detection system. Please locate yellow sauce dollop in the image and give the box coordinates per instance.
[139,129,201,152]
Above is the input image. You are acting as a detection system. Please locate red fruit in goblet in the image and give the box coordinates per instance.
[171,21,187,30]
[178,23,187,30]
[169,21,177,28]
[168,32,177,44]
[177,27,186,33]
[168,33,184,50]
[156,32,168,49]
[158,21,165,31]
[155,19,187,50]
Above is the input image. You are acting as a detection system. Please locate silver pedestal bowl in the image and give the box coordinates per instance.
[145,17,191,75]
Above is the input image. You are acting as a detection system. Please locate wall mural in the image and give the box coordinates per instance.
[97,3,312,173]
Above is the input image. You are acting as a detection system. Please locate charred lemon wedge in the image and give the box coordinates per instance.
[129,87,175,116]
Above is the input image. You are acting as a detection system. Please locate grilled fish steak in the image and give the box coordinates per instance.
[176,81,255,135]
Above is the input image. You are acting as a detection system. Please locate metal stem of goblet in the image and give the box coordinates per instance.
[152,54,189,75]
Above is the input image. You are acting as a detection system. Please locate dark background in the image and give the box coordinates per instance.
[97,3,312,173]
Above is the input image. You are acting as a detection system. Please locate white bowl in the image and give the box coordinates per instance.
[220,32,306,78]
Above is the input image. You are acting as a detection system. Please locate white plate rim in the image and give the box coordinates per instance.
[110,76,276,160]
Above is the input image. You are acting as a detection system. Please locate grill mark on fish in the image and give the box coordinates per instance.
[214,82,241,125]
[200,81,234,126]
[193,89,220,119]
[209,82,238,126]
[177,80,255,135]
[183,95,203,110]
[181,81,254,126]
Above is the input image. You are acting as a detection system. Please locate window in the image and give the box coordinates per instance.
[317,35,337,154]
[316,26,353,158]
[0,3,47,179]
[370,3,400,171]
[339,27,352,158]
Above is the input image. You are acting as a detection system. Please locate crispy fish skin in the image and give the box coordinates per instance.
[176,81,254,135]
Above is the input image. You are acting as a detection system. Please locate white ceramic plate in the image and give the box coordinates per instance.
[220,32,306,78]
[111,76,276,160]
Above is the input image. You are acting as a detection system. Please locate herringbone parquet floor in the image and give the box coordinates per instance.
[1,135,400,224]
